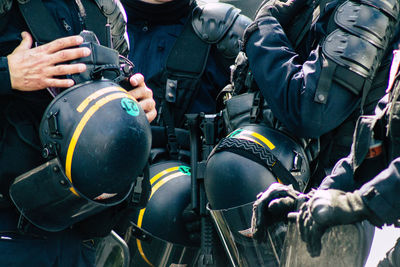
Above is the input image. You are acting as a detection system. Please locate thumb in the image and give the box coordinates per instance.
[12,32,33,53]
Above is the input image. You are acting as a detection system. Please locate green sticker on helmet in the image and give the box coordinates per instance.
[228,128,243,138]
[121,98,140,117]
[179,166,191,176]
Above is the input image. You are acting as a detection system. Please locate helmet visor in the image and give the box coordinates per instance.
[9,158,112,232]
[128,223,200,267]
[208,202,286,267]
[95,231,130,267]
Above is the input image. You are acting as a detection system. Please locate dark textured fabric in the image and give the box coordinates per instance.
[245,0,393,188]
[0,208,96,267]
[122,0,193,25]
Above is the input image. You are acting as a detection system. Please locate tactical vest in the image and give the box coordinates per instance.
[146,2,251,160]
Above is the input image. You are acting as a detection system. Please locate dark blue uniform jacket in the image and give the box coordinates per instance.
[245,1,362,138]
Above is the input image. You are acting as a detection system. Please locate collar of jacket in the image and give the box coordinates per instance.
[122,0,195,25]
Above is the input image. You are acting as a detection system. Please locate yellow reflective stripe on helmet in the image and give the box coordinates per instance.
[137,171,183,227]
[136,169,186,266]
[231,129,276,150]
[69,187,79,196]
[76,86,127,113]
[149,172,183,198]
[65,92,130,186]
[149,166,179,185]
[251,132,275,150]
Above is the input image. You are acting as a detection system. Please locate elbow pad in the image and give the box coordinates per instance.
[315,0,400,103]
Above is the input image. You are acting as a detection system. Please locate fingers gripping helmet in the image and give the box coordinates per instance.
[9,79,152,232]
[204,124,310,266]
[127,161,199,267]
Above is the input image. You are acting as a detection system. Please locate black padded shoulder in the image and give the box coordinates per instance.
[192,2,252,58]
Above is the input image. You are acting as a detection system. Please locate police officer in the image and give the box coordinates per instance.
[244,0,399,187]
[272,99,400,263]
[290,50,400,263]
[250,47,400,265]
[0,1,156,266]
[119,0,252,265]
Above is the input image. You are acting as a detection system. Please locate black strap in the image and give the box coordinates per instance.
[314,56,336,104]
[315,56,373,111]
[165,15,210,77]
[210,137,301,191]
[18,0,64,43]
[80,0,109,47]
[131,163,151,208]
[250,91,264,123]
[162,101,180,160]
[159,14,211,158]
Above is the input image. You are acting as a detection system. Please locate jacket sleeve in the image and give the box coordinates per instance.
[358,157,400,225]
[0,56,13,95]
[317,157,357,191]
[245,16,359,138]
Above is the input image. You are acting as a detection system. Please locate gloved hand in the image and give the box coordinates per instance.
[182,204,201,246]
[297,189,375,257]
[250,183,309,242]
[254,0,310,29]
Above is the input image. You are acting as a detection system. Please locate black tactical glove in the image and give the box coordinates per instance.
[250,183,310,242]
[254,0,310,30]
[182,204,201,246]
[297,189,377,257]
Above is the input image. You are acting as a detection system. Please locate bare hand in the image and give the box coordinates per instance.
[7,32,91,91]
[127,73,157,122]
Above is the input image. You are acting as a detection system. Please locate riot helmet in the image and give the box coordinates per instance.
[127,160,200,267]
[204,124,311,266]
[205,124,310,210]
[9,31,152,232]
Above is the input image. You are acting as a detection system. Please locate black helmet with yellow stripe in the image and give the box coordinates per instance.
[126,160,199,267]
[205,124,310,210]
[9,78,152,232]
[204,124,310,266]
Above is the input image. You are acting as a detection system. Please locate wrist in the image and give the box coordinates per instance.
[354,190,385,227]
[347,191,369,218]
